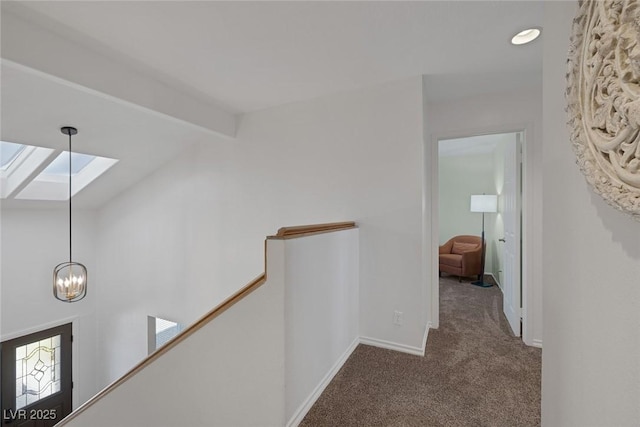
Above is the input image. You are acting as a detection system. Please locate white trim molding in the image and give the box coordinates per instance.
[0,315,78,342]
[430,123,540,348]
[422,322,432,354]
[360,334,426,357]
[532,339,543,349]
[287,327,432,427]
[0,316,81,411]
[488,273,501,291]
[286,337,359,427]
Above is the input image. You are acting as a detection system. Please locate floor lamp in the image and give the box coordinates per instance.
[470,194,497,288]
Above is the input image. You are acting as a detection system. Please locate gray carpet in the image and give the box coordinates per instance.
[300,276,541,426]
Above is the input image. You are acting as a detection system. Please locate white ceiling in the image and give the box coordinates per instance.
[8,1,543,113]
[1,1,544,208]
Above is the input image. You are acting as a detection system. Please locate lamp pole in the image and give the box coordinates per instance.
[472,210,491,287]
[470,194,497,288]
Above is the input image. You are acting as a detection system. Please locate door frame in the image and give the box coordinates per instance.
[1,316,79,411]
[426,122,536,346]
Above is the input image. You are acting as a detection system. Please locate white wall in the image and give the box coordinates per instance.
[64,227,359,427]
[283,229,359,425]
[95,76,426,387]
[94,150,216,386]
[0,208,98,407]
[438,152,497,275]
[425,83,543,346]
[235,77,425,354]
[65,242,287,427]
[542,2,640,425]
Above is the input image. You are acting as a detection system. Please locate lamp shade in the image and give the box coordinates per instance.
[54,262,87,302]
[470,194,498,213]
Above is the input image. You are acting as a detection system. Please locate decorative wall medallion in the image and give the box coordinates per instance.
[566,0,640,220]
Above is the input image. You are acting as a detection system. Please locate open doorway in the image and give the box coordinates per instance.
[436,131,523,337]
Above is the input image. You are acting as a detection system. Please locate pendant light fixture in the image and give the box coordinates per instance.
[53,126,87,302]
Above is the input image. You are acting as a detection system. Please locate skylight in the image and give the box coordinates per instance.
[0,143,55,199]
[0,141,27,171]
[1,141,118,201]
[42,151,96,176]
[16,152,118,201]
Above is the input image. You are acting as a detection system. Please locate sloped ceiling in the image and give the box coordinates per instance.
[1,1,543,208]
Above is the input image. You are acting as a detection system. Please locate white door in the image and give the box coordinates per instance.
[503,134,522,336]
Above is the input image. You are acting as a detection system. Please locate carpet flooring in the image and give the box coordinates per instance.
[300,276,541,426]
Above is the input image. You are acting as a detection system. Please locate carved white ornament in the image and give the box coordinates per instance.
[567,0,640,220]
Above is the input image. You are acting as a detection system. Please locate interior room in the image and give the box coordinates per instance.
[1,1,639,426]
[438,132,520,288]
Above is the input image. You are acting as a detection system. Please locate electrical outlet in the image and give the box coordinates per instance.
[393,310,404,325]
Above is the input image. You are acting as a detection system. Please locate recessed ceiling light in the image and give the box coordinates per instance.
[511,28,541,45]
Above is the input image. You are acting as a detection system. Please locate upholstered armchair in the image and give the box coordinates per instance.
[439,235,483,282]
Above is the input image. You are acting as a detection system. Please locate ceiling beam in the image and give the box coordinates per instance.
[1,6,237,139]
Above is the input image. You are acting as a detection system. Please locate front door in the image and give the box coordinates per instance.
[1,323,73,426]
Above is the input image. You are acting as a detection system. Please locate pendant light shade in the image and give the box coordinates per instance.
[53,126,87,302]
[54,262,87,302]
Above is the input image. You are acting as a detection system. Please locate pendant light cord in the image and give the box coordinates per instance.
[54,126,86,302]
[68,132,72,263]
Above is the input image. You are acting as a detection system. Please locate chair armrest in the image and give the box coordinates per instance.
[439,240,453,254]
[461,247,482,273]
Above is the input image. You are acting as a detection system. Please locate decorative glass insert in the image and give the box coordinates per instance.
[15,335,61,409]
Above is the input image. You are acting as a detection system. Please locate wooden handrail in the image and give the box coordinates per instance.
[57,222,355,425]
[268,221,356,239]
[57,251,267,426]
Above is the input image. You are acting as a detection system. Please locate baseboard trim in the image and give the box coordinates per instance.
[359,335,425,357]
[286,337,359,427]
[287,327,434,426]
[488,273,501,290]
[531,339,543,348]
[421,322,432,355]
